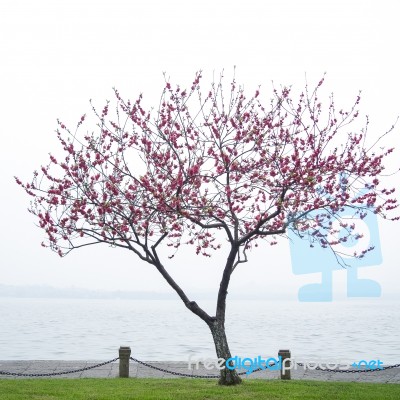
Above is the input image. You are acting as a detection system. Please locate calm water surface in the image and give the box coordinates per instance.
[0,298,399,363]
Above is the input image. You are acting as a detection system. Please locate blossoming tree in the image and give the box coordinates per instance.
[17,71,398,385]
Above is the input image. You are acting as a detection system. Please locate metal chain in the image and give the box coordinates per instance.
[130,357,400,377]
[130,357,276,378]
[0,358,119,377]
[130,356,218,378]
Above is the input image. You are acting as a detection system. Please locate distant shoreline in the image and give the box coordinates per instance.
[0,284,398,301]
[0,284,292,300]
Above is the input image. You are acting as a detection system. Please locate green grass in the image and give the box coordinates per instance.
[0,378,399,400]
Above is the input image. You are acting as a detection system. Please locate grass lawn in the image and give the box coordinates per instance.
[0,378,399,400]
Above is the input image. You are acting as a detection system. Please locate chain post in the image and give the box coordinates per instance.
[119,346,131,378]
[278,349,291,380]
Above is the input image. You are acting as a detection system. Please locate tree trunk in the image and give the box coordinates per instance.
[152,250,242,385]
[209,319,242,385]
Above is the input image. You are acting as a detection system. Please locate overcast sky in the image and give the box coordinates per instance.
[1,0,399,302]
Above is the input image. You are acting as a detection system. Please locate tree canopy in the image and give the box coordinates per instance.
[17,72,398,265]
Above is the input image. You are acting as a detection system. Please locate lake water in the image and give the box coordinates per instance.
[0,298,399,364]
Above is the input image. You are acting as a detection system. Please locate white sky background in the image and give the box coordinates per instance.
[0,0,399,301]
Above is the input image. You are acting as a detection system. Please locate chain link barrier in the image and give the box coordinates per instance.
[130,357,400,378]
[1,356,399,378]
[0,358,119,377]
[130,357,277,378]
[130,356,219,378]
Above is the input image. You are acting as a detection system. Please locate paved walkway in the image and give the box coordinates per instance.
[0,361,399,383]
